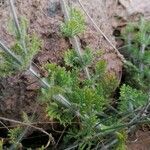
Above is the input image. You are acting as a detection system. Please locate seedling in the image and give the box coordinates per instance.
[0,18,41,77]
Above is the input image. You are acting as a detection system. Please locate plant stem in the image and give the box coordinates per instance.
[100,95,150,149]
[28,65,51,88]
[9,0,21,38]
[60,0,93,84]
[97,118,150,149]
[140,44,146,72]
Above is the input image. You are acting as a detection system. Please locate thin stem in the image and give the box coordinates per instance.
[129,95,150,126]
[55,127,66,148]
[100,96,150,149]
[97,118,150,149]
[28,66,51,88]
[0,40,22,64]
[10,102,39,150]
[60,0,70,21]
[0,121,10,132]
[101,139,117,150]
[9,0,21,38]
[127,33,132,50]
[140,44,146,71]
[9,0,27,54]
[65,144,79,150]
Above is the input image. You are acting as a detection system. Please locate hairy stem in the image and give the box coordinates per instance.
[9,0,27,54]
[0,40,22,64]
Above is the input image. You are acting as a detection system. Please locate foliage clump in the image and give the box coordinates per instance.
[40,48,122,148]
[64,47,93,69]
[121,18,150,91]
[119,84,148,113]
[61,8,85,37]
[0,19,41,77]
[39,9,150,149]
[40,48,116,124]
[8,127,23,148]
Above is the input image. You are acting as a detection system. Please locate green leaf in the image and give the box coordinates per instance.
[115,131,127,150]
[64,48,93,69]
[61,8,85,37]
[46,102,73,126]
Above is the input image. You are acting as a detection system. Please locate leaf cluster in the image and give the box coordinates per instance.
[64,47,93,69]
[61,8,85,37]
[8,127,23,147]
[40,48,122,149]
[119,84,148,114]
[0,18,41,77]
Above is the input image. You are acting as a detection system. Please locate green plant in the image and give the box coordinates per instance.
[40,56,113,121]
[41,75,149,149]
[0,140,3,150]
[40,48,129,149]
[119,84,148,114]
[64,47,93,69]
[0,2,150,149]
[0,18,41,77]
[61,8,85,37]
[39,10,150,149]
[39,5,150,149]
[115,131,127,150]
[121,18,150,91]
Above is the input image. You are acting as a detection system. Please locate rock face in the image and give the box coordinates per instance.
[119,0,150,18]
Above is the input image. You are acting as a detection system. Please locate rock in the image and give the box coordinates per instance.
[119,0,150,19]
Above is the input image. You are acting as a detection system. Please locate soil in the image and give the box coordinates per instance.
[128,130,150,150]
[0,0,150,149]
